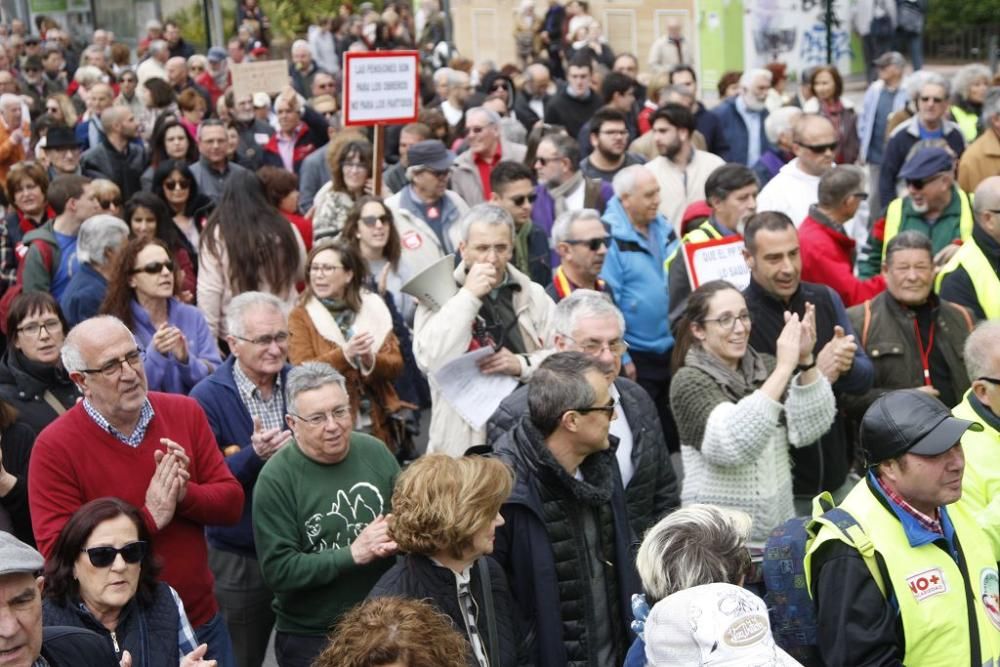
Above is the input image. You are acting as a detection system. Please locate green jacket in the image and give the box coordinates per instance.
[21,221,61,295]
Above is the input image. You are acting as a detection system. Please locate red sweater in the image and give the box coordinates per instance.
[28,392,244,627]
[799,214,886,307]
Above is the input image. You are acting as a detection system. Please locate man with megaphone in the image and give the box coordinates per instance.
[412,203,555,456]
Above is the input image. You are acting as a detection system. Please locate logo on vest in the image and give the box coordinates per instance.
[981,568,1000,630]
[401,230,423,250]
[906,568,948,602]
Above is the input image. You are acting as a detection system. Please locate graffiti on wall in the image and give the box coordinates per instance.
[745,0,852,79]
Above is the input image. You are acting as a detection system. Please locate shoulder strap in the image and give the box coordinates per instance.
[945,301,974,332]
[861,299,872,349]
[476,558,500,664]
[812,506,889,600]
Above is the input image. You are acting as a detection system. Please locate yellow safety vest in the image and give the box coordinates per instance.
[663,220,725,273]
[805,480,1000,666]
[954,394,1000,560]
[881,189,976,265]
[934,240,1000,319]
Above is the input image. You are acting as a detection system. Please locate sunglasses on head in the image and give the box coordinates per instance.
[564,236,611,251]
[797,141,838,154]
[164,179,190,191]
[83,540,147,568]
[360,214,388,227]
[509,192,537,207]
[130,260,175,275]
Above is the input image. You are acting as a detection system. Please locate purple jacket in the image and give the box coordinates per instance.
[532,179,614,266]
[132,298,222,395]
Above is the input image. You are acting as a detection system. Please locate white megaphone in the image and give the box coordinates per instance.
[401,254,459,312]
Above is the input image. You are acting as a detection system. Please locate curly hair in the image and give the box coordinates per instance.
[389,454,513,559]
[341,196,401,271]
[312,597,470,667]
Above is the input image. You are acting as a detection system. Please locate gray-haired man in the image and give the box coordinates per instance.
[253,361,399,667]
[58,214,128,327]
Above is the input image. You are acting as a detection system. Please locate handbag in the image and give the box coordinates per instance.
[870,0,894,39]
[896,0,924,34]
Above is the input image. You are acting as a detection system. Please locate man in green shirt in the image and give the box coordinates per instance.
[253,362,399,667]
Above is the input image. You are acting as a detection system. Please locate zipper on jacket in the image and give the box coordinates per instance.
[110,630,120,654]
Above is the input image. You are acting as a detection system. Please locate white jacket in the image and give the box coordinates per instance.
[384,188,468,274]
[646,150,725,233]
[756,159,821,226]
[413,263,555,456]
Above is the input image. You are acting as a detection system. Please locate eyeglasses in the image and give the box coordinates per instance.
[17,318,61,337]
[978,377,1000,385]
[489,83,506,92]
[99,198,122,209]
[564,236,611,251]
[130,260,174,275]
[919,95,945,103]
[82,540,148,568]
[233,332,290,347]
[702,311,752,331]
[163,179,190,191]
[310,263,344,274]
[342,161,367,172]
[568,396,617,417]
[561,335,628,356]
[360,215,388,227]
[851,192,869,200]
[796,141,838,154]
[419,168,450,179]
[534,156,562,166]
[906,173,946,190]
[190,66,204,72]
[290,406,353,427]
[509,192,537,207]
[79,349,143,378]
[467,125,491,135]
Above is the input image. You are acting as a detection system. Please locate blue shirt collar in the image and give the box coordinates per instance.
[867,470,957,551]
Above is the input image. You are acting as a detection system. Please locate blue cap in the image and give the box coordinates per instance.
[207,46,227,63]
[899,147,955,181]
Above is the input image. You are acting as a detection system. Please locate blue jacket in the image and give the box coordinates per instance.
[711,96,770,166]
[600,196,677,354]
[190,356,292,556]
[857,80,909,163]
[131,298,221,395]
[58,263,107,328]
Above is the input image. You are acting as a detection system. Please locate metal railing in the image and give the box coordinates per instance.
[924,24,1000,64]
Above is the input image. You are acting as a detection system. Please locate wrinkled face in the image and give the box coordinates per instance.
[711,183,758,232]
[73,515,142,620]
[128,243,175,301]
[165,60,186,86]
[309,248,353,300]
[793,118,837,177]
[907,172,952,213]
[467,512,505,559]
[556,313,623,381]
[275,97,301,134]
[163,125,189,159]
[493,178,535,228]
[882,445,965,513]
[594,120,629,158]
[619,169,661,226]
[227,305,289,380]
[460,221,513,277]
[917,83,949,126]
[90,86,114,114]
[129,205,158,242]
[878,63,902,84]
[355,201,391,254]
[233,94,254,122]
[45,145,80,175]
[812,70,836,101]
[567,65,591,97]
[410,166,449,200]
[746,226,801,301]
[199,126,228,164]
[692,288,750,368]
[884,247,934,306]
[13,307,63,366]
[288,383,354,464]
[534,139,570,188]
[743,75,770,110]
[465,112,499,158]
[0,101,20,130]
[312,73,336,98]
[72,322,148,423]
[292,47,311,71]
[559,216,608,281]
[652,117,685,159]
[0,572,44,667]
[11,178,43,216]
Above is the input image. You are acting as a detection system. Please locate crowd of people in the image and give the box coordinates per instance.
[1,2,1000,667]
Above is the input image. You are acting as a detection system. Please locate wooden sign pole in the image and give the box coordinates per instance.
[373,124,385,195]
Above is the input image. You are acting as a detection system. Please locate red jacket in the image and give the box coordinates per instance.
[28,392,244,627]
[799,212,886,307]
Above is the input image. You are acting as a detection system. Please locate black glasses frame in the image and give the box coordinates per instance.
[82,540,148,568]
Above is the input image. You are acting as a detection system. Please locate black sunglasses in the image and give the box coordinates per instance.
[99,198,121,209]
[130,260,175,275]
[163,179,190,191]
[570,397,616,416]
[564,236,611,251]
[796,141,838,154]
[360,214,388,227]
[905,173,945,190]
[978,377,1000,385]
[83,540,147,568]
[510,192,537,207]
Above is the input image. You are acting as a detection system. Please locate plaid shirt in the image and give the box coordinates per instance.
[232,362,285,432]
[876,474,943,535]
[83,398,155,448]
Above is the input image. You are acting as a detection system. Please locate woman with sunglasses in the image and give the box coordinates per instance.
[90,179,123,217]
[125,192,198,301]
[101,237,220,395]
[43,93,78,128]
[42,497,218,667]
[288,239,407,451]
[141,117,199,193]
[312,136,380,240]
[668,280,835,545]
[151,159,214,253]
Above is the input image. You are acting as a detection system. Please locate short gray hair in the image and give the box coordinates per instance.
[61,315,135,373]
[291,39,310,55]
[0,93,20,110]
[551,208,602,244]
[285,361,348,411]
[225,291,287,339]
[76,215,129,266]
[459,203,514,242]
[612,164,648,198]
[818,165,865,208]
[965,321,1000,381]
[884,229,932,266]
[73,65,103,87]
[527,351,602,437]
[919,71,951,99]
[445,68,467,88]
[148,40,168,56]
[465,106,501,127]
[739,68,772,89]
[953,64,991,103]
[981,88,1000,129]
[764,106,802,144]
[635,504,752,604]
[553,289,625,338]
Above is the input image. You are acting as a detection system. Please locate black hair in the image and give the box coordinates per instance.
[650,103,696,133]
[489,160,535,195]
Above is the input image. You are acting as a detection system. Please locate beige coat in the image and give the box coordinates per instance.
[450,138,527,207]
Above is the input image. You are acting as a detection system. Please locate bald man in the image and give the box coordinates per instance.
[75,81,114,151]
[80,105,148,199]
[514,62,556,132]
[939,176,1000,320]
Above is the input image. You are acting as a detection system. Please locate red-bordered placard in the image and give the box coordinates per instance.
[342,50,420,127]
[682,234,751,290]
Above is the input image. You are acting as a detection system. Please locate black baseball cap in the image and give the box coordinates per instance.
[862,389,982,466]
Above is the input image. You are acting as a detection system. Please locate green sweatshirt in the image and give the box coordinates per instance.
[252,432,399,635]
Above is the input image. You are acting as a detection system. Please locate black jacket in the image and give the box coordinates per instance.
[487,377,679,538]
[81,134,148,201]
[743,278,874,496]
[939,224,1000,322]
[0,420,38,546]
[513,92,552,134]
[41,626,119,666]
[0,348,80,434]
[492,419,639,667]
[544,88,604,140]
[231,117,274,171]
[694,102,731,159]
[369,554,532,667]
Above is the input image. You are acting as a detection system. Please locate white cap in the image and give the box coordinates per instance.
[645,583,802,667]
[252,92,271,108]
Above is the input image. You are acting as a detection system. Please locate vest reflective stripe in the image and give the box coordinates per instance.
[882,190,976,264]
[934,241,1000,319]
[663,221,724,273]
[806,481,1000,666]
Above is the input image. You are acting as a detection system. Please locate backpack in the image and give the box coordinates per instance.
[763,493,896,666]
[0,239,55,335]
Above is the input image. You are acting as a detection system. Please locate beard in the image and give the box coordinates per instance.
[910,199,929,213]
[744,95,766,112]
[661,140,682,161]
[596,144,622,162]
